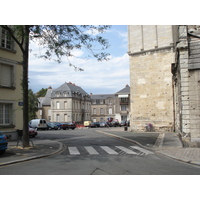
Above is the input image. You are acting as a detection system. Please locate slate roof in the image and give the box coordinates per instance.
[51,82,89,98]
[42,88,53,106]
[90,94,115,100]
[115,85,130,94]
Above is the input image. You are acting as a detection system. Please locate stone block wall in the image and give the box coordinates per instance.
[129,49,174,131]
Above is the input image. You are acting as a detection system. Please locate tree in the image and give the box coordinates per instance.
[0,25,111,147]
[28,89,39,121]
[35,88,48,98]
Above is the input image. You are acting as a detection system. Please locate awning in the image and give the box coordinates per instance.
[118,95,128,98]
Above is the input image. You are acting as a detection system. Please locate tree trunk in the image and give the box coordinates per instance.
[22,26,30,147]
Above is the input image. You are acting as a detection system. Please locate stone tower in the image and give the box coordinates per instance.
[128,25,178,131]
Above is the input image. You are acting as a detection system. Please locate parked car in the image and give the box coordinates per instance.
[29,119,48,130]
[29,126,38,137]
[66,123,76,130]
[89,122,97,128]
[111,121,120,127]
[54,122,62,130]
[0,131,8,155]
[47,122,58,130]
[119,121,127,126]
[99,122,107,127]
[60,123,69,130]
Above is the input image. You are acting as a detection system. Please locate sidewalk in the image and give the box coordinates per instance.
[96,127,200,166]
[0,139,64,167]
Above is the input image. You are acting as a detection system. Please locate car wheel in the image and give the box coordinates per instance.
[0,150,6,155]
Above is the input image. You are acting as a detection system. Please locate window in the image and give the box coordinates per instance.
[93,108,96,114]
[56,101,60,109]
[0,63,14,88]
[0,103,12,125]
[56,114,60,122]
[64,101,67,109]
[0,28,14,50]
[121,98,128,103]
[100,108,104,114]
[121,105,127,111]
[109,108,112,114]
[96,99,100,104]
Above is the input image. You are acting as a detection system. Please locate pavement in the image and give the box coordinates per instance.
[1,127,200,167]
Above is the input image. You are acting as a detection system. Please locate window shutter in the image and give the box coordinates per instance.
[0,64,12,87]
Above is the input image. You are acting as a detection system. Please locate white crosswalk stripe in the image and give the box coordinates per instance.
[68,147,80,155]
[100,146,118,155]
[115,146,137,154]
[84,146,99,155]
[66,145,154,156]
[130,146,154,155]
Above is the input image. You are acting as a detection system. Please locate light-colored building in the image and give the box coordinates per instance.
[38,82,91,123]
[0,27,23,139]
[91,94,115,122]
[36,87,52,121]
[115,84,130,122]
[128,25,178,132]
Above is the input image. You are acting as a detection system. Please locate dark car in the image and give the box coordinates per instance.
[99,122,107,127]
[66,123,76,130]
[60,123,70,130]
[0,131,8,155]
[89,122,97,128]
[111,121,120,127]
[54,122,62,130]
[47,122,58,130]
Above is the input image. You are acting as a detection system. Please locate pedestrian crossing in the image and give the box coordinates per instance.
[66,145,154,156]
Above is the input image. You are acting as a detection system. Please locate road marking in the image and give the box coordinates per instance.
[68,147,80,155]
[115,146,137,154]
[84,146,99,155]
[130,146,154,155]
[100,146,118,155]
[154,133,165,147]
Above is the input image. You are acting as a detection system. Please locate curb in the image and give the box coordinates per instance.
[95,130,154,151]
[0,141,65,167]
[95,130,200,167]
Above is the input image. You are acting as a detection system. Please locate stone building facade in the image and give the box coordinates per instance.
[37,82,91,124]
[115,84,130,122]
[91,94,115,122]
[172,25,200,138]
[128,25,178,132]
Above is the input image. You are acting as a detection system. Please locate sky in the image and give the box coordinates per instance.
[28,25,129,95]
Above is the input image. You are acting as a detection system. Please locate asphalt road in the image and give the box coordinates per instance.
[1,128,200,175]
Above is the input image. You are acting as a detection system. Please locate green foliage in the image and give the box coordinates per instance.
[28,89,39,121]
[35,88,48,98]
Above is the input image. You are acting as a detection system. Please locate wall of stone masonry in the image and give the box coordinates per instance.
[173,25,200,138]
[128,25,177,132]
[129,49,174,131]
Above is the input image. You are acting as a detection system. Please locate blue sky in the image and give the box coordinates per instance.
[29,25,129,95]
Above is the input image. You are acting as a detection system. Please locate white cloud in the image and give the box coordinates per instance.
[29,50,129,94]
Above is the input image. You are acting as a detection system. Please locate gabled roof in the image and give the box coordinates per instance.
[115,84,130,94]
[51,82,89,98]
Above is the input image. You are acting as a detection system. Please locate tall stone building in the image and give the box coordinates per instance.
[128,25,178,132]
[172,25,200,138]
